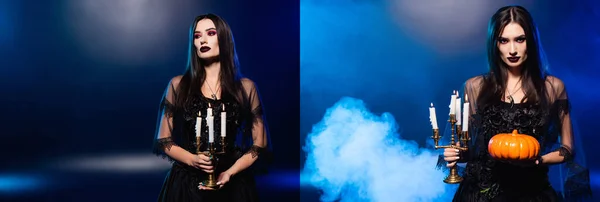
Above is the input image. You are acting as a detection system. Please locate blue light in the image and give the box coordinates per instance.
[0,174,43,194]
[591,171,600,188]
[256,169,299,190]
[0,1,15,45]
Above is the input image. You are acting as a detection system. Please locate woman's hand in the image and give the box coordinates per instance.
[198,171,233,190]
[443,142,461,168]
[188,153,213,173]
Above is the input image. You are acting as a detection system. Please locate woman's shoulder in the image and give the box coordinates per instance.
[240,77,255,86]
[239,77,258,92]
[464,74,486,88]
[162,75,184,95]
[466,75,484,83]
[544,75,568,98]
[170,75,184,88]
[544,75,565,88]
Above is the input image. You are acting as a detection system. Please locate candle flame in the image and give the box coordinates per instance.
[222,104,225,111]
[430,103,433,107]
[465,93,469,102]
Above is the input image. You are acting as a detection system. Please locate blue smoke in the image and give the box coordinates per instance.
[302,97,457,202]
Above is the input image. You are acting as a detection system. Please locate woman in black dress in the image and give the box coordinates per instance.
[441,5,591,202]
[152,13,271,202]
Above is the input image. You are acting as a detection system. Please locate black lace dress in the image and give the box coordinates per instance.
[439,75,592,202]
[453,101,560,201]
[152,78,269,202]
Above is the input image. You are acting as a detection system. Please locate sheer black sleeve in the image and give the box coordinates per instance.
[458,76,484,163]
[545,76,592,200]
[240,78,273,173]
[546,76,574,160]
[151,76,180,162]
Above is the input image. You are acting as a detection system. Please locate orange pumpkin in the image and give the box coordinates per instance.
[488,130,540,161]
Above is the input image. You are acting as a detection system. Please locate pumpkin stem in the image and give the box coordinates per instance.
[511,129,519,136]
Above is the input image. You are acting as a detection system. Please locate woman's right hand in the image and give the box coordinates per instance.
[189,153,213,173]
[443,143,461,168]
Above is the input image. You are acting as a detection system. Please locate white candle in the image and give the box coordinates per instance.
[462,94,469,132]
[221,105,226,137]
[195,111,202,137]
[206,105,212,118]
[449,90,456,115]
[456,96,462,125]
[429,103,438,129]
[207,104,214,143]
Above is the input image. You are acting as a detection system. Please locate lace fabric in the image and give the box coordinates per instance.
[153,137,176,162]
[245,145,266,158]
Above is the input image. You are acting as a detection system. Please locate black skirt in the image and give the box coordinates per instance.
[157,162,260,202]
[453,161,562,202]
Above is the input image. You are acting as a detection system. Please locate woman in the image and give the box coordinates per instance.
[441,5,591,201]
[152,13,271,202]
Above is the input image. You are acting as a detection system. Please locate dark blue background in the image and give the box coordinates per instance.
[0,0,300,201]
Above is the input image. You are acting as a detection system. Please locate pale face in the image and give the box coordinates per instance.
[497,22,528,68]
[194,19,219,59]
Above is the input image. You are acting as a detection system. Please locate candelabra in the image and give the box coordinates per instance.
[195,136,227,189]
[431,114,470,184]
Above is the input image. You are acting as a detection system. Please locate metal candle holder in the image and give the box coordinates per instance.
[431,114,470,184]
[195,134,227,189]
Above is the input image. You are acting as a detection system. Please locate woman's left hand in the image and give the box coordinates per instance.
[198,171,233,190]
[216,171,232,188]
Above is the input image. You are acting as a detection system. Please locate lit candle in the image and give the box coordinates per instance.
[462,94,469,132]
[195,111,202,137]
[221,104,226,137]
[456,95,462,125]
[207,104,214,143]
[429,103,438,129]
[206,104,212,118]
[449,90,456,115]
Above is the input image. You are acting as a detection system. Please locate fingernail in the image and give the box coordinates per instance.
[454,149,459,152]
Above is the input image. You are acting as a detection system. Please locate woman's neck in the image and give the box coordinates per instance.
[506,66,522,83]
[204,61,221,83]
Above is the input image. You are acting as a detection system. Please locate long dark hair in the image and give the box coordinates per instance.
[174,14,247,108]
[478,5,549,108]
